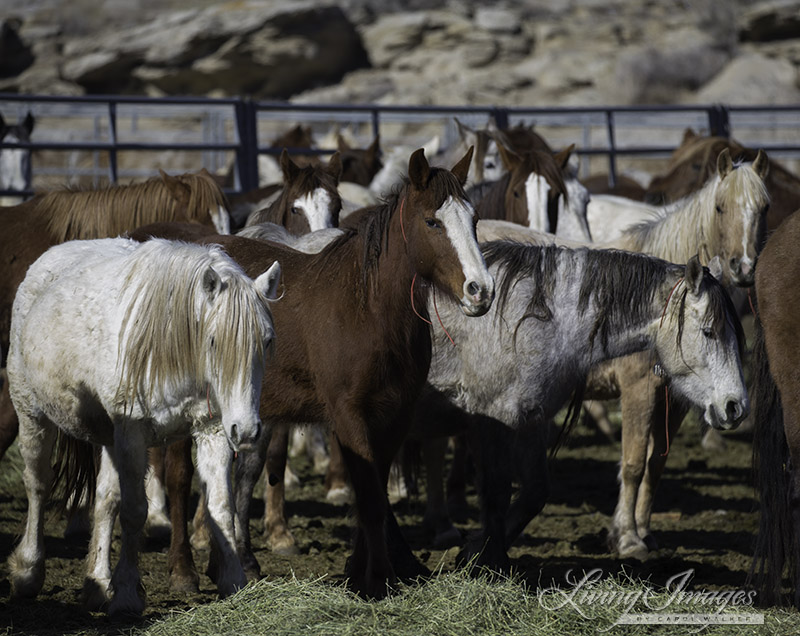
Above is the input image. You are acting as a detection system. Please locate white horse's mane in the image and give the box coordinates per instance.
[117,239,274,412]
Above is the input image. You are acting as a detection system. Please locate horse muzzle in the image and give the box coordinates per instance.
[706,396,749,430]
[460,279,495,317]
[227,420,262,452]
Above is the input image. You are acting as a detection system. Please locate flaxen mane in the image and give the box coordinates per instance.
[39,172,227,242]
[116,239,274,412]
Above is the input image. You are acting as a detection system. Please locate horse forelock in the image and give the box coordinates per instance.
[116,239,273,412]
[40,173,227,242]
[718,159,770,214]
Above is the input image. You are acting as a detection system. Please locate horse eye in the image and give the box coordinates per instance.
[763,203,770,214]
[513,191,520,199]
[291,206,300,215]
[715,205,723,214]
[425,218,441,229]
[702,327,716,340]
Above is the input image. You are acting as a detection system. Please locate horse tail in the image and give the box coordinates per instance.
[748,316,794,605]
[51,430,97,517]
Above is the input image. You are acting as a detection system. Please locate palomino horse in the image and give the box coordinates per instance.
[486,148,770,559]
[750,207,800,608]
[6,237,280,617]
[0,168,232,465]
[130,147,495,599]
[242,149,342,233]
[415,242,747,571]
[0,111,34,202]
[646,128,799,233]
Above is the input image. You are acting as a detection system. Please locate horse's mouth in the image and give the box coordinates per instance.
[705,401,748,430]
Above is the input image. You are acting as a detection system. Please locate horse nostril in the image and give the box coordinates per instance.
[467,281,481,298]
[230,424,239,445]
[726,400,741,421]
[729,258,739,270]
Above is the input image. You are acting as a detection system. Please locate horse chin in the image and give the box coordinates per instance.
[459,298,491,318]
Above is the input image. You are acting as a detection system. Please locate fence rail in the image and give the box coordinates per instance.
[2,93,800,197]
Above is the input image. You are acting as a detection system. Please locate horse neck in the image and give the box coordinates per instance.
[617,176,719,263]
[564,250,683,362]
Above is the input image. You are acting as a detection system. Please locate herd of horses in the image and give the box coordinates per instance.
[1,110,800,618]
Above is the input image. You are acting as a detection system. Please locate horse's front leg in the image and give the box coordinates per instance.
[83,446,120,611]
[333,408,396,599]
[108,422,148,618]
[634,397,688,551]
[608,362,655,560]
[263,425,299,555]
[505,420,549,547]
[421,436,461,548]
[233,428,270,580]
[165,438,199,593]
[8,411,56,599]
[195,429,246,596]
[457,415,513,573]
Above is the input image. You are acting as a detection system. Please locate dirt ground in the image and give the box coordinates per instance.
[0,404,759,635]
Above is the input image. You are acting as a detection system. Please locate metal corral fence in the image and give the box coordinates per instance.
[2,93,800,198]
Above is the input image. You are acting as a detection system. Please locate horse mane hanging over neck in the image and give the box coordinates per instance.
[38,172,227,242]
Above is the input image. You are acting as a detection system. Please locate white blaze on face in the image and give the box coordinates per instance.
[211,204,231,235]
[293,187,334,231]
[0,132,27,191]
[436,195,494,314]
[482,140,504,183]
[525,174,550,232]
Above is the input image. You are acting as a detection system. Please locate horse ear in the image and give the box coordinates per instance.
[451,145,474,186]
[280,148,300,182]
[707,255,724,281]
[202,267,222,299]
[255,260,282,301]
[160,169,192,206]
[327,151,343,182]
[366,135,380,162]
[685,255,704,295]
[454,118,476,146]
[496,140,522,171]
[336,135,350,152]
[753,149,769,180]
[716,148,734,178]
[23,112,34,136]
[408,148,431,190]
[682,128,697,143]
[553,144,575,170]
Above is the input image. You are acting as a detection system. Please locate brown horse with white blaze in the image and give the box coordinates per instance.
[130,147,494,598]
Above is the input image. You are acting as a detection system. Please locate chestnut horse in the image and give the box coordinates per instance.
[0,169,232,465]
[129,147,495,599]
[750,207,800,608]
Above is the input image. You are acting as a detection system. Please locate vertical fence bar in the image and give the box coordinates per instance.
[605,109,617,187]
[108,101,118,184]
[708,104,731,138]
[235,98,259,193]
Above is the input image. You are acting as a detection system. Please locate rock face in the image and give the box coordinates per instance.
[1,0,799,109]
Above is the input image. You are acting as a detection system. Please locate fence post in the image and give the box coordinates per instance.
[708,104,731,138]
[108,101,118,184]
[491,107,509,130]
[235,99,259,193]
[605,109,617,188]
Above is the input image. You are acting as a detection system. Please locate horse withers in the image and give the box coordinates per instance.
[6,237,280,617]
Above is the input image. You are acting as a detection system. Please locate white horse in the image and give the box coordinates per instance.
[585,194,663,243]
[420,241,748,570]
[7,237,281,617]
[0,112,34,205]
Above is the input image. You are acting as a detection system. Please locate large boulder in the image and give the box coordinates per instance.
[60,1,369,97]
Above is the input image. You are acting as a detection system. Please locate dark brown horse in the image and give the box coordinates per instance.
[337,134,382,186]
[131,147,495,599]
[0,169,231,462]
[243,149,342,234]
[750,207,800,608]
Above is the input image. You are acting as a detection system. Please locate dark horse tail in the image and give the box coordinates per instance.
[52,430,97,517]
[748,316,794,606]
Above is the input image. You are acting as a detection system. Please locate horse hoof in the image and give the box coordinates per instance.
[82,578,112,611]
[432,527,463,550]
[326,486,352,505]
[107,582,146,619]
[169,569,200,594]
[616,535,649,560]
[272,540,300,556]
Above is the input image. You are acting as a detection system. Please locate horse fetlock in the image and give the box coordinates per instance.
[325,485,352,505]
[8,551,45,599]
[168,563,200,594]
[107,578,146,619]
[615,532,650,560]
[268,527,299,556]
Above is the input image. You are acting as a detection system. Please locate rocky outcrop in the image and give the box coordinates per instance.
[1,0,799,112]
